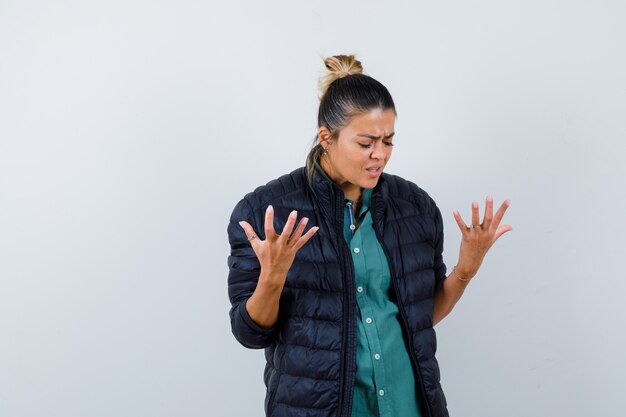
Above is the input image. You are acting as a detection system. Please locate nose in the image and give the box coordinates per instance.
[371,141,388,160]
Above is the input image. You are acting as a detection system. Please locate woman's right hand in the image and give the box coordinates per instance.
[238,205,318,329]
[239,205,319,285]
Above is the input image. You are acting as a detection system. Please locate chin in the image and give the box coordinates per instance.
[361,177,381,189]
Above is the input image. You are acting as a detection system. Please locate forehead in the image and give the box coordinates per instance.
[345,108,395,135]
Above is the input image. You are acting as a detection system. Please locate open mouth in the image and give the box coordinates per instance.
[366,166,382,176]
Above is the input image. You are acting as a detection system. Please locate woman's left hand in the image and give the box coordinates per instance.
[452,196,512,280]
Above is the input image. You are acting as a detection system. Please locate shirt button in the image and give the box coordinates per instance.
[357,286,364,293]
[379,389,385,396]
[365,317,372,324]
[353,247,360,254]
[349,224,356,231]
[374,353,381,360]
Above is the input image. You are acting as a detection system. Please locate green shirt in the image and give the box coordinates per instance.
[313,161,422,417]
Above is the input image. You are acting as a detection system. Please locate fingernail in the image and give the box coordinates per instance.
[302,217,309,225]
[238,221,243,227]
[487,195,493,201]
[267,205,273,212]
[472,202,478,208]
[290,210,297,218]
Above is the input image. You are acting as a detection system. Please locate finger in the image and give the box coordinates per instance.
[483,195,493,228]
[264,205,276,240]
[293,226,319,251]
[492,200,511,229]
[471,201,480,228]
[278,210,298,243]
[238,221,261,247]
[453,210,468,232]
[289,216,309,243]
[493,224,513,243]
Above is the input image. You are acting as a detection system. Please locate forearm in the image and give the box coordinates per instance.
[245,269,286,329]
[433,268,473,326]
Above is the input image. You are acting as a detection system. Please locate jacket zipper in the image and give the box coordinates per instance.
[370,192,434,417]
[334,191,357,417]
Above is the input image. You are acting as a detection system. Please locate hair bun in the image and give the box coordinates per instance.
[318,54,364,97]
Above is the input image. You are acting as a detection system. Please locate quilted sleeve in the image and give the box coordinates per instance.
[432,201,448,285]
[226,197,278,349]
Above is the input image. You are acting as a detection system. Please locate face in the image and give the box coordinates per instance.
[319,108,395,201]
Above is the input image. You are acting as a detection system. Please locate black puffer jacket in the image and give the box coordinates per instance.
[227,166,449,417]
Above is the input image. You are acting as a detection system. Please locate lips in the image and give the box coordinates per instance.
[365,166,382,178]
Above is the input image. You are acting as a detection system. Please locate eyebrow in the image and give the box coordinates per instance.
[356,132,395,140]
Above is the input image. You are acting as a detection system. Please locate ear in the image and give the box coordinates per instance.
[317,127,334,149]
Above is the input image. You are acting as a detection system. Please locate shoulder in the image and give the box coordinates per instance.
[240,167,307,207]
[229,167,309,224]
[378,172,438,214]
[376,173,445,241]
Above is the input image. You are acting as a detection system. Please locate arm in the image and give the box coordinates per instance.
[433,195,512,326]
[433,268,471,326]
[244,269,287,329]
[227,199,277,348]
[227,201,318,347]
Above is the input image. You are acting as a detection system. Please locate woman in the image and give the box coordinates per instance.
[227,55,512,417]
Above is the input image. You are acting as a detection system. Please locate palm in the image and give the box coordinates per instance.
[452,196,512,279]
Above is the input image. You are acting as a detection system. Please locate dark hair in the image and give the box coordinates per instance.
[306,55,397,180]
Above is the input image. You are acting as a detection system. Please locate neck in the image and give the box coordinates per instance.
[343,187,362,202]
[319,157,362,201]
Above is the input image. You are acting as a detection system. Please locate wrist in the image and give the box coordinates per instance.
[452,265,474,282]
[258,269,288,290]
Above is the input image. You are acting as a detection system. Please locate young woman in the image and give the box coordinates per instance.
[227,54,512,417]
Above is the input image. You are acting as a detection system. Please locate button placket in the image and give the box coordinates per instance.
[345,199,395,415]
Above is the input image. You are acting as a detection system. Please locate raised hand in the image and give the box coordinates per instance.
[239,205,319,283]
[238,205,319,328]
[452,196,512,280]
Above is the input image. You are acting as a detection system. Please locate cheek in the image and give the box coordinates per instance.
[341,147,365,164]
[354,150,371,167]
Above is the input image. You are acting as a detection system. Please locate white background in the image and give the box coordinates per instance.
[1,1,625,416]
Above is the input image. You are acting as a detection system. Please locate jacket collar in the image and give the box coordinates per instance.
[307,161,389,246]
[308,160,388,214]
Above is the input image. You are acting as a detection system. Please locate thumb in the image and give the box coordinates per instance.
[493,224,513,243]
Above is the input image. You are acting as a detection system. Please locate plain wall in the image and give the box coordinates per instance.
[1,1,625,416]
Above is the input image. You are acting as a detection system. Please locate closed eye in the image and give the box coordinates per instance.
[358,141,394,149]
